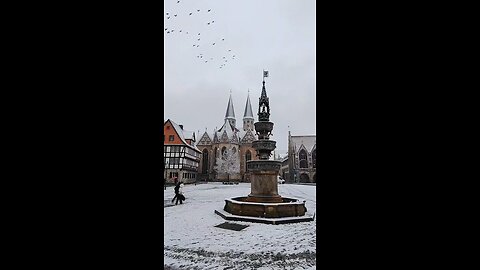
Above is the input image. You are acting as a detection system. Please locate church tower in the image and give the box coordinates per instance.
[243,92,254,131]
[225,93,236,129]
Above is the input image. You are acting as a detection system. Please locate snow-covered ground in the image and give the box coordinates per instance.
[164,183,316,269]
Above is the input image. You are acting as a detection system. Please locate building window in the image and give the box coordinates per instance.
[245,150,252,170]
[202,149,209,174]
[169,135,174,141]
[312,149,316,168]
[299,149,308,168]
[246,150,252,162]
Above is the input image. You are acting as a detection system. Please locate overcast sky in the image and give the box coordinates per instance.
[164,0,316,155]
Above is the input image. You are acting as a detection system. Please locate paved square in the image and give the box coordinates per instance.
[164,183,316,269]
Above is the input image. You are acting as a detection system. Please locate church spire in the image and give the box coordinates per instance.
[243,92,254,120]
[243,91,254,131]
[224,92,236,129]
[225,92,235,119]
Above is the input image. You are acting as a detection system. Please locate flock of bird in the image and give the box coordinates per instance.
[164,0,237,69]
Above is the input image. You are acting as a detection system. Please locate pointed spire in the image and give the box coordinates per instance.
[225,93,235,119]
[260,80,267,99]
[243,92,254,119]
[258,80,270,121]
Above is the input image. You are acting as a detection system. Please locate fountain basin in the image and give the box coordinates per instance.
[224,197,307,218]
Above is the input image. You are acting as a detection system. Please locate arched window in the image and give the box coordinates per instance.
[245,150,252,170]
[300,173,309,182]
[312,149,316,168]
[202,149,209,174]
[221,146,227,158]
[299,149,308,168]
[246,150,252,162]
[213,147,218,166]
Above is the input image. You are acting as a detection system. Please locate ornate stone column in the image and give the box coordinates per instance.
[246,81,283,203]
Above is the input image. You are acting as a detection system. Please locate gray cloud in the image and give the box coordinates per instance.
[164,0,316,154]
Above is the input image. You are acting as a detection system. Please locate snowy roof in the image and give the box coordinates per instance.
[243,94,254,119]
[166,119,201,152]
[183,129,196,141]
[239,129,256,143]
[196,131,212,146]
[291,135,316,153]
[217,120,240,143]
[225,94,235,119]
[238,129,246,139]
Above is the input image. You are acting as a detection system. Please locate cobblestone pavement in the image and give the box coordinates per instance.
[164,246,316,269]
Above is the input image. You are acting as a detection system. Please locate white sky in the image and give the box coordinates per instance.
[164,0,316,154]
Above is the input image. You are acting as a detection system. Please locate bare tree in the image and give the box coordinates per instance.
[214,147,240,182]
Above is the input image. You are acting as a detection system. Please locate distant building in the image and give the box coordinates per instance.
[196,92,258,182]
[163,119,201,184]
[279,156,289,180]
[287,132,316,183]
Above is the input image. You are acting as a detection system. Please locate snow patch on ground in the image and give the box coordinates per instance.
[164,183,316,269]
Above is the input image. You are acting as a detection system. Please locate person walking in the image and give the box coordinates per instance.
[171,181,181,204]
[176,182,185,205]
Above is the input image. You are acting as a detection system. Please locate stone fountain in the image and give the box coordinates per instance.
[214,79,314,225]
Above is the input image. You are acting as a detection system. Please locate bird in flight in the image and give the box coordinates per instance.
[207,22,210,25]
[228,49,231,52]
[196,45,199,47]
[167,17,170,19]
[189,12,192,15]
[177,1,180,3]
[179,30,182,32]
[222,38,224,41]
[166,12,169,15]
[174,14,177,17]
[167,31,170,34]
[197,38,200,41]
[213,43,215,45]
[223,56,226,59]
[197,9,200,12]
[212,21,215,23]
[198,33,200,35]
[165,28,168,30]
[208,9,211,12]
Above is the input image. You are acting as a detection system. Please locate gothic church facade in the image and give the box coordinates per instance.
[196,93,258,182]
